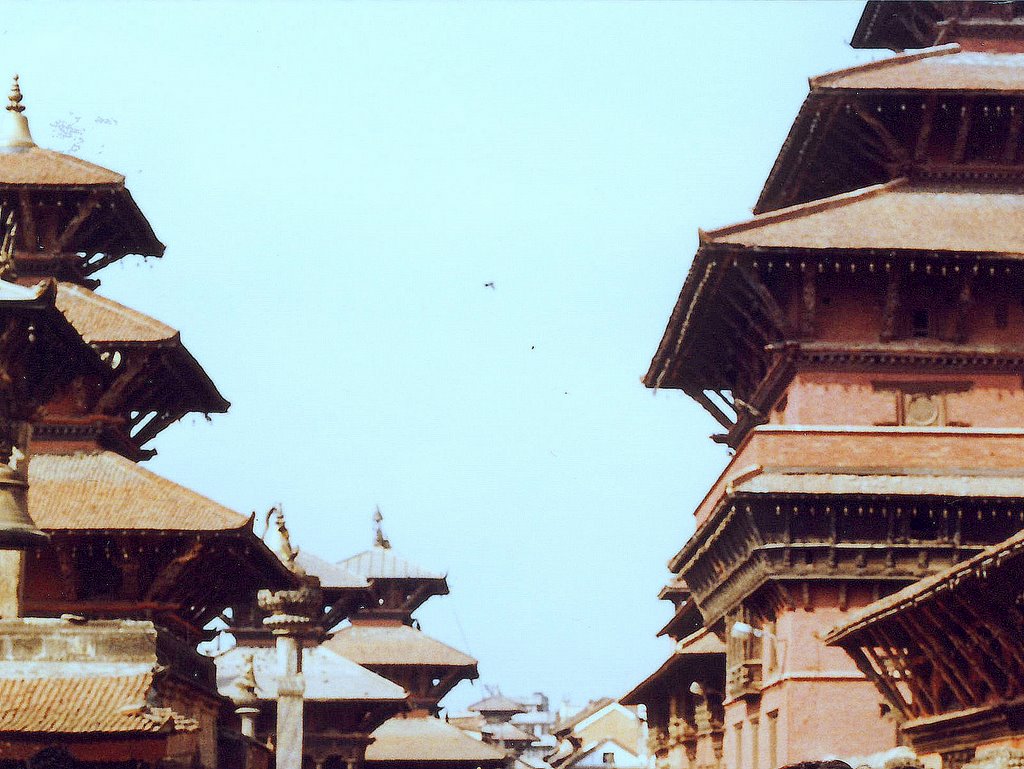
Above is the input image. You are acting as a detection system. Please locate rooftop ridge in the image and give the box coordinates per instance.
[700,178,907,244]
[809,43,961,89]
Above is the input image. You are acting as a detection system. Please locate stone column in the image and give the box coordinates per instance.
[258,577,324,769]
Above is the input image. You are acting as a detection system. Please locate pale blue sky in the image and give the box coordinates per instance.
[5,2,878,710]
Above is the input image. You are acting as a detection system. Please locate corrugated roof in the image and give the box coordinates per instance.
[29,451,249,531]
[706,181,1024,255]
[812,46,1024,92]
[55,283,176,343]
[295,550,369,590]
[0,146,124,187]
[326,624,478,669]
[468,694,527,714]
[215,645,407,703]
[0,672,196,734]
[732,467,1024,499]
[339,546,446,581]
[365,715,508,763]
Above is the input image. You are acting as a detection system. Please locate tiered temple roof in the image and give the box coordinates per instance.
[631,4,1024,767]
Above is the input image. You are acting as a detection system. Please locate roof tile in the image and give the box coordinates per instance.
[0,672,196,734]
[29,451,249,531]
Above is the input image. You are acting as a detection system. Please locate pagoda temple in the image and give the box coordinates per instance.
[0,77,299,768]
[627,2,1024,768]
[326,513,508,769]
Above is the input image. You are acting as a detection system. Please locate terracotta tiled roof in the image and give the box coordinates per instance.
[468,693,527,714]
[0,672,197,734]
[827,525,1024,644]
[340,546,447,582]
[811,46,1024,92]
[706,181,1024,255]
[296,550,369,590]
[29,451,249,531]
[55,283,176,343]
[0,146,124,187]
[216,645,407,703]
[365,715,508,763]
[327,624,478,669]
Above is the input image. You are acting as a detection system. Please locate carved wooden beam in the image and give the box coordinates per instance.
[894,611,978,708]
[921,600,1005,700]
[880,269,902,342]
[952,102,974,164]
[873,622,938,715]
[93,351,151,412]
[851,101,910,168]
[915,96,938,162]
[1003,104,1023,164]
[55,194,102,252]
[685,387,735,432]
[144,540,204,601]
[848,639,912,721]
[734,263,790,336]
[952,276,974,343]
[17,192,36,253]
[800,265,816,338]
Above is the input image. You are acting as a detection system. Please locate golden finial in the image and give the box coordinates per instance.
[7,75,24,114]
[4,75,33,149]
[373,506,391,549]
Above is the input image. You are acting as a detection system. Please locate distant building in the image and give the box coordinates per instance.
[547,700,649,769]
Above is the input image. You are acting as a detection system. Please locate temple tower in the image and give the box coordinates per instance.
[634,3,1024,768]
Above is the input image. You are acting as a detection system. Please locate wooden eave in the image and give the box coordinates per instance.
[656,601,704,640]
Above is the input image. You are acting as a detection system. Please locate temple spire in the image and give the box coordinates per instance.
[374,506,391,550]
[5,75,34,149]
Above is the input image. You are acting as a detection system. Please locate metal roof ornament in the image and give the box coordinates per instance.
[5,75,34,149]
[373,506,391,550]
[263,504,304,575]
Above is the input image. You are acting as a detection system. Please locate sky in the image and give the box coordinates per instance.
[3,1,881,713]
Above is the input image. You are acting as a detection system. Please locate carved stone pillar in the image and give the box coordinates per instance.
[258,577,325,769]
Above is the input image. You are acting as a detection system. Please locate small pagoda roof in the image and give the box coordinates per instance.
[53,282,228,415]
[326,623,478,669]
[340,545,448,583]
[215,645,407,703]
[0,671,197,735]
[56,282,176,343]
[827,524,1024,644]
[468,693,527,714]
[482,721,537,743]
[28,450,252,532]
[809,45,1024,92]
[365,715,508,764]
[295,550,370,590]
[706,180,1024,255]
[621,628,725,706]
[0,144,124,188]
